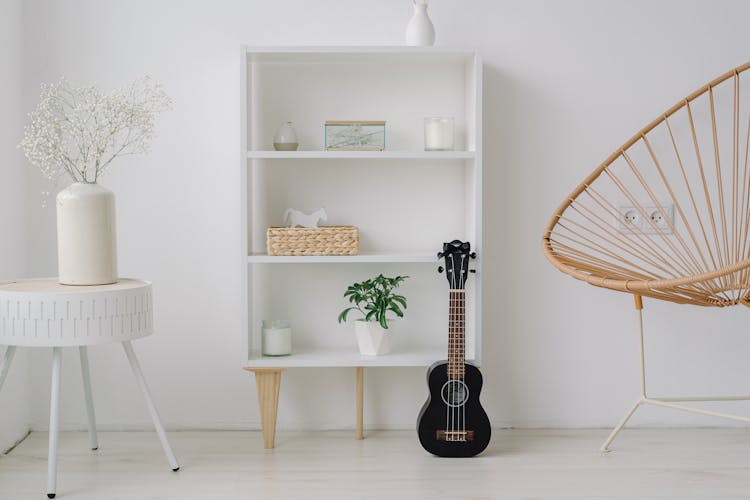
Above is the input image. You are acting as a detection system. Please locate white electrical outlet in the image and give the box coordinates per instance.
[617,204,674,234]
[618,208,641,232]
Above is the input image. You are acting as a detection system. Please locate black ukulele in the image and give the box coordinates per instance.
[417,240,491,457]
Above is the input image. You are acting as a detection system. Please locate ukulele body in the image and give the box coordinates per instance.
[417,360,491,457]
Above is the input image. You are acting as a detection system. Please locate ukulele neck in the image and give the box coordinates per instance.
[448,289,466,379]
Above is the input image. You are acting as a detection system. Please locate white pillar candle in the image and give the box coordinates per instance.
[424,117,455,151]
[262,320,292,356]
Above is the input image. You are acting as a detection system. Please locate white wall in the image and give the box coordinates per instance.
[18,0,750,433]
[0,0,30,452]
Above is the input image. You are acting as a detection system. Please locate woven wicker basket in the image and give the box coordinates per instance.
[266,226,359,256]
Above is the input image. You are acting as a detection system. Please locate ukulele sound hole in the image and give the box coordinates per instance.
[440,380,469,407]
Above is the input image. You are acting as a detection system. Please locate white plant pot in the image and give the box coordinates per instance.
[405,2,435,47]
[56,182,118,285]
[354,320,391,356]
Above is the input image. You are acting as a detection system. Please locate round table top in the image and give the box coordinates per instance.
[0,278,149,294]
[0,278,153,347]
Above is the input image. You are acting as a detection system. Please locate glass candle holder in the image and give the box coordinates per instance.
[273,122,299,151]
[424,117,454,151]
[261,320,292,356]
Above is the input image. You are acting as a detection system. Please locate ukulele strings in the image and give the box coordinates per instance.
[446,252,468,442]
[460,254,466,438]
[447,253,454,440]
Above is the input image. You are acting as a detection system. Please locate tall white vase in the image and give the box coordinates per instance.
[56,182,118,285]
[405,1,435,47]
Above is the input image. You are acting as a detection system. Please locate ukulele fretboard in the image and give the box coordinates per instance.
[448,289,465,379]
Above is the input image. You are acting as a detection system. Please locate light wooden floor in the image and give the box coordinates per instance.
[1,429,750,499]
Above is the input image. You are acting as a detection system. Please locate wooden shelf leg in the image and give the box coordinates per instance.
[247,368,285,449]
[356,366,364,440]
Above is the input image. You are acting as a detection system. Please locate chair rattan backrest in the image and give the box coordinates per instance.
[543,62,750,307]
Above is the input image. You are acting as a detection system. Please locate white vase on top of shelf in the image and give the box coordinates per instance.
[405,0,435,47]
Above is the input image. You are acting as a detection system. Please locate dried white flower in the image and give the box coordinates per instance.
[20,77,171,184]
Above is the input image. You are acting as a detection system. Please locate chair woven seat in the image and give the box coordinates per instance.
[543,62,750,307]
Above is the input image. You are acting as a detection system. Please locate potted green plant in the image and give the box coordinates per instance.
[338,274,409,355]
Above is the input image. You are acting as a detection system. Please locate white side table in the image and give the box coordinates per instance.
[0,279,179,499]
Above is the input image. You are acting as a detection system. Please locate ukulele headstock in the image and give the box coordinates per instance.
[438,240,476,289]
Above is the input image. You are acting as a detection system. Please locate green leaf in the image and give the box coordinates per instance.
[338,307,355,323]
[391,295,407,309]
[379,314,389,329]
[388,303,403,318]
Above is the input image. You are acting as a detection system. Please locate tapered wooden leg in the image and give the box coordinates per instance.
[356,367,364,440]
[246,368,284,449]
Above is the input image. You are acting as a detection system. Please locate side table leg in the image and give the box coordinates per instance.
[47,347,62,499]
[122,341,180,471]
[79,347,99,451]
[0,346,17,394]
[246,368,284,449]
[356,367,364,440]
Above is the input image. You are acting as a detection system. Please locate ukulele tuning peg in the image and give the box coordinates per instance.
[470,252,477,259]
[437,266,444,273]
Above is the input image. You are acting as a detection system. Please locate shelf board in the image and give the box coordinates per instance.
[246,150,476,160]
[245,46,477,64]
[243,347,469,368]
[247,252,437,264]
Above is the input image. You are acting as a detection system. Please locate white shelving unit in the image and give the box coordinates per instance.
[241,45,482,368]
[240,46,482,447]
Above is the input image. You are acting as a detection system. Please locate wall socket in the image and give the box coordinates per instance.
[617,204,674,234]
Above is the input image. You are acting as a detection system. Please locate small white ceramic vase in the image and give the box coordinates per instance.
[273,121,299,151]
[354,320,391,356]
[56,182,118,285]
[405,1,435,47]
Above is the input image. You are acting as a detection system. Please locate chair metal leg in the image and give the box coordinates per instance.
[122,341,179,471]
[600,399,642,452]
[79,346,99,451]
[601,296,646,452]
[603,295,750,451]
[0,345,17,393]
[47,347,62,499]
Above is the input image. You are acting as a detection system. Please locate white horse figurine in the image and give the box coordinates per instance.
[284,207,328,228]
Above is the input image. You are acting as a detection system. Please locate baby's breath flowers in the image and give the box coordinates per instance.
[20,77,171,184]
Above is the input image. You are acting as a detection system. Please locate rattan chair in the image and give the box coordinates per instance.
[543,61,750,451]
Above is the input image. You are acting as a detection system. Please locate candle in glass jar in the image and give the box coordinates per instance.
[262,320,292,356]
[424,117,454,151]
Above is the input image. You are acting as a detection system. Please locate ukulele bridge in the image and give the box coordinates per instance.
[436,430,475,442]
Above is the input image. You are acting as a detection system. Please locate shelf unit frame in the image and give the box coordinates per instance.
[240,46,483,370]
